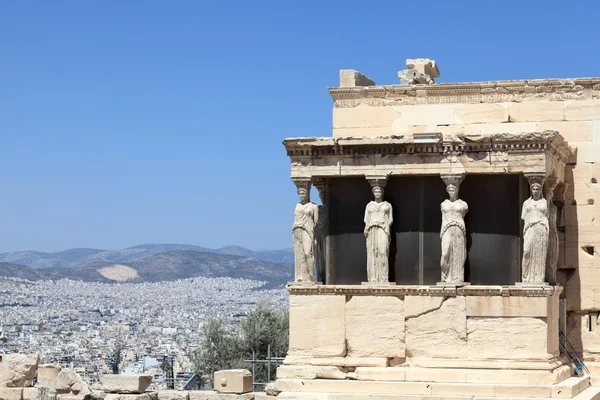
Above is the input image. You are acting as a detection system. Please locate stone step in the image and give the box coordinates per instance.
[274,376,591,398]
[277,385,600,399]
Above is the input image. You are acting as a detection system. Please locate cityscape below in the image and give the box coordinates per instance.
[0,244,292,389]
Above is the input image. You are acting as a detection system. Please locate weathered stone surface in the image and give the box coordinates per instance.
[405,296,467,358]
[353,367,406,381]
[283,356,388,368]
[405,58,439,78]
[467,317,551,359]
[264,383,279,397]
[0,355,39,388]
[454,103,509,124]
[565,99,600,120]
[104,394,157,400]
[508,101,565,122]
[276,365,346,380]
[288,295,346,357]
[156,390,189,400]
[37,364,61,381]
[339,70,375,88]
[188,391,254,400]
[0,387,23,400]
[345,296,404,358]
[21,388,38,400]
[101,375,153,394]
[536,121,593,142]
[214,370,252,395]
[466,296,548,317]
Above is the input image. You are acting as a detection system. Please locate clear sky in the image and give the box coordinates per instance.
[0,0,598,253]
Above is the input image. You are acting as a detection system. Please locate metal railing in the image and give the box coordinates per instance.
[243,344,284,390]
[559,330,590,377]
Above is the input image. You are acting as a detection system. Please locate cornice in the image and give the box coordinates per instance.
[329,78,600,106]
[283,131,572,162]
[287,284,562,297]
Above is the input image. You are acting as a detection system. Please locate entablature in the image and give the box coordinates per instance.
[283,130,572,181]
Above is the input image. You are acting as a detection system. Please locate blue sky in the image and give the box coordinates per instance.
[0,1,598,252]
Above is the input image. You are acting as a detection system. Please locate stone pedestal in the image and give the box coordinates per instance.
[279,284,580,398]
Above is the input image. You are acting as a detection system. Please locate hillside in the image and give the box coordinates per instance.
[0,262,43,281]
[0,244,293,269]
[7,250,292,286]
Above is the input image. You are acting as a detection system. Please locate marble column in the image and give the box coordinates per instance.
[364,176,393,284]
[544,178,559,285]
[521,173,549,285]
[439,174,468,286]
[312,178,328,284]
[291,179,318,283]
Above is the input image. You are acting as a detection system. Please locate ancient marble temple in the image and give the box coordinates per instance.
[276,59,600,399]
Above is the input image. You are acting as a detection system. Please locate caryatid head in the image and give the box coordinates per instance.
[446,184,459,201]
[531,182,543,200]
[372,186,384,202]
[297,187,309,203]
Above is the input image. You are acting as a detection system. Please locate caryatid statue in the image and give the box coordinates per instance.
[292,180,319,283]
[313,178,327,284]
[521,174,549,284]
[364,178,393,283]
[544,178,559,285]
[440,174,468,283]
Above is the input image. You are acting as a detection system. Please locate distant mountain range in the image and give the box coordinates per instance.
[0,244,294,286]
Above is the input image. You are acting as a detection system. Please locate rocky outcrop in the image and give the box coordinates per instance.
[0,354,39,388]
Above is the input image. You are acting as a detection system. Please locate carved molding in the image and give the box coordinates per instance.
[365,175,388,188]
[329,78,598,107]
[441,173,465,188]
[287,284,562,298]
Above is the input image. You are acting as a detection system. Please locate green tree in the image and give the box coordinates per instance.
[193,318,245,386]
[193,301,289,387]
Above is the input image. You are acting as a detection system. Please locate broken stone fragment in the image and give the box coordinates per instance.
[100,375,153,394]
[406,58,440,78]
[339,69,376,87]
[0,354,39,388]
[213,370,252,394]
[37,364,61,381]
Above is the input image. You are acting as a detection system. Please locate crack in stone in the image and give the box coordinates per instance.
[405,296,449,320]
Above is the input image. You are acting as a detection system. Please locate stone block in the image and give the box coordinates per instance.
[405,296,467,359]
[466,296,548,317]
[345,296,405,358]
[552,376,591,397]
[392,104,456,126]
[288,295,346,357]
[353,367,405,381]
[0,355,39,388]
[565,100,600,121]
[21,388,37,400]
[339,70,375,87]
[571,141,600,163]
[333,126,393,138]
[0,388,23,400]
[275,379,433,395]
[104,394,158,400]
[431,382,494,396]
[37,365,61,381]
[454,103,509,124]
[467,317,552,359]
[276,365,346,380]
[508,101,564,122]
[493,383,552,397]
[157,390,189,400]
[477,122,539,134]
[282,356,388,368]
[101,374,153,394]
[536,121,593,142]
[405,367,467,383]
[213,370,252,395]
[594,120,600,141]
[333,106,397,129]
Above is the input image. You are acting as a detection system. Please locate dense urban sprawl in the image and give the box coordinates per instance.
[0,277,288,388]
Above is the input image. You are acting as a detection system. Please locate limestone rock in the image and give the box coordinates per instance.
[276,365,346,380]
[22,387,38,400]
[345,296,405,358]
[54,370,81,393]
[405,296,467,358]
[101,375,153,394]
[0,354,39,388]
[37,364,61,381]
[339,70,375,87]
[156,390,188,400]
[264,383,279,396]
[213,370,252,395]
[406,58,440,78]
[288,295,346,357]
[104,394,157,400]
[0,387,23,400]
[188,392,254,400]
